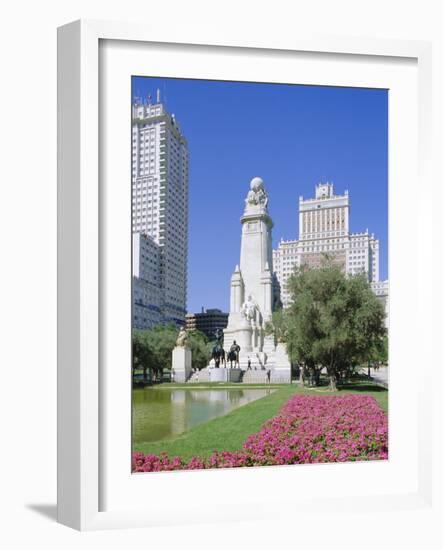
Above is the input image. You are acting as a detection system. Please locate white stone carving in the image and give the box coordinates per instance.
[241,295,258,323]
[175,326,188,347]
[245,176,269,211]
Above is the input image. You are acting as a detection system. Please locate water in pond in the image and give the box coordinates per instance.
[132,387,274,444]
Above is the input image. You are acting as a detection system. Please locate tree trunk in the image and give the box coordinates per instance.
[328,353,337,391]
[328,369,337,391]
[299,365,305,387]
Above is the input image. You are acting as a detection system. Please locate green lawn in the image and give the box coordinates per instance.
[133,380,388,460]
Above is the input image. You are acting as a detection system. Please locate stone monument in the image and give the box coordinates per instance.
[172,327,192,382]
[223,177,291,381]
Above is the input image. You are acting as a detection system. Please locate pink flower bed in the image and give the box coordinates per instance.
[132,394,388,473]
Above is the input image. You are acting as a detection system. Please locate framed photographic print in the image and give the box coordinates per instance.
[57,19,433,531]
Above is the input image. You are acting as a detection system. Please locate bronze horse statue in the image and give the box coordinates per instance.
[227,341,240,368]
[211,343,225,368]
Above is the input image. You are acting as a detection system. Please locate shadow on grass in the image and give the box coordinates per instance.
[338,383,387,393]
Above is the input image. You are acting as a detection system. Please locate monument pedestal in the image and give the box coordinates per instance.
[205,367,243,383]
[172,346,192,383]
[236,317,254,353]
[209,368,227,382]
[200,367,243,382]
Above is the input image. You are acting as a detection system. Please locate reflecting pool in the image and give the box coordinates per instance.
[132,387,274,444]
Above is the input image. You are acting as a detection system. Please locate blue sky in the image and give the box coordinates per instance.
[132,77,388,313]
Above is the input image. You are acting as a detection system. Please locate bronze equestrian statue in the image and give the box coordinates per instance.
[227,340,241,368]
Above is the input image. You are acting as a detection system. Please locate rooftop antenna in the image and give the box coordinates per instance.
[157,88,161,103]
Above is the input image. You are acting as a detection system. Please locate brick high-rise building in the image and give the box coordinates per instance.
[273,183,384,312]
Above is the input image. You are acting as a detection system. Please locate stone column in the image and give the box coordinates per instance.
[230,265,244,313]
[261,262,273,321]
[239,212,273,307]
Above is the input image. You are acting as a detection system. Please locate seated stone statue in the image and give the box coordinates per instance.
[241,294,258,322]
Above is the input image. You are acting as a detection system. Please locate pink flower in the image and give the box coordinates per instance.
[132,394,388,472]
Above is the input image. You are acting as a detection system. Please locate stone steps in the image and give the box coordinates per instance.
[242,369,291,384]
[241,369,268,384]
[185,365,291,384]
[187,368,210,383]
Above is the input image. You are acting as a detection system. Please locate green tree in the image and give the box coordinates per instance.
[145,324,178,379]
[132,329,154,382]
[187,330,211,370]
[264,308,289,344]
[376,334,389,365]
[132,325,212,382]
[132,324,178,382]
[285,260,386,391]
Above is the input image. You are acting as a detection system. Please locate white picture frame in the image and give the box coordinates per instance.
[57,19,434,531]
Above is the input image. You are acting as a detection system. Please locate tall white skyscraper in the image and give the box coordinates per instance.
[132,91,189,326]
[273,183,386,312]
[132,232,163,329]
